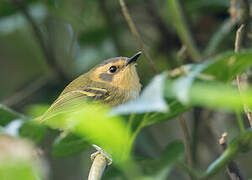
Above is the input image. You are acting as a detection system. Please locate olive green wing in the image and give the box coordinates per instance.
[38,88,110,122]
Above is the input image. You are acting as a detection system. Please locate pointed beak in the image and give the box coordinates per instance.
[126,51,142,66]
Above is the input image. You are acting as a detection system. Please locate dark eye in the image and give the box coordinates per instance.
[109,66,117,73]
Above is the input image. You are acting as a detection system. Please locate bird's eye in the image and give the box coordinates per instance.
[109,66,117,73]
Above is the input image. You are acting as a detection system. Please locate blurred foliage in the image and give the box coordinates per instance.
[0,0,252,179]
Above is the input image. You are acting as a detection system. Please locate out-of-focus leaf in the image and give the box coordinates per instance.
[203,51,252,82]
[42,103,131,164]
[167,51,252,106]
[25,104,50,119]
[19,121,46,144]
[166,81,252,110]
[144,100,188,126]
[203,18,233,57]
[52,133,89,157]
[111,73,168,115]
[0,135,46,180]
[0,104,24,126]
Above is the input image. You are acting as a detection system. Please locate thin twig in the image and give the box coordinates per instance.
[179,116,193,169]
[235,25,252,127]
[11,0,68,81]
[219,132,244,180]
[119,0,158,74]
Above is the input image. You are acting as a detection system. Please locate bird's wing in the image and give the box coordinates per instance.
[38,88,109,122]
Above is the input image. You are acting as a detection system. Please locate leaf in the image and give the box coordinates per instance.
[111,73,168,115]
[0,104,24,126]
[52,133,90,157]
[42,103,131,164]
[203,51,252,82]
[166,81,252,110]
[144,100,189,126]
[167,50,252,106]
[19,121,46,144]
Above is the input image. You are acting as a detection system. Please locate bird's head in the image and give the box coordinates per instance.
[88,52,142,92]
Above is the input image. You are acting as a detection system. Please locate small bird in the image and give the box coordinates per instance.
[40,52,142,121]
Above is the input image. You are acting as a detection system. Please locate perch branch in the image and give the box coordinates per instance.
[88,154,107,180]
[88,145,112,180]
[119,0,158,74]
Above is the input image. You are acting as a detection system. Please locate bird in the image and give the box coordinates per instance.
[39,52,142,122]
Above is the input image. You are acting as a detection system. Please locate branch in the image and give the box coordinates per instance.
[11,0,68,81]
[219,132,244,180]
[88,154,107,180]
[119,0,158,74]
[88,145,112,180]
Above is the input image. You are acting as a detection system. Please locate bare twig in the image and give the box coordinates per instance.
[235,25,252,127]
[179,116,193,169]
[119,0,158,74]
[11,0,68,81]
[219,132,244,180]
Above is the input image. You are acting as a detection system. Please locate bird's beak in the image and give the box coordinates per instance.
[126,51,142,66]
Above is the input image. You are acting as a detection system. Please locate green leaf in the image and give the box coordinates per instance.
[144,100,189,126]
[111,73,168,115]
[52,133,89,157]
[166,50,252,107]
[42,103,131,164]
[166,81,252,110]
[0,104,24,126]
[19,121,46,144]
[203,51,252,82]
